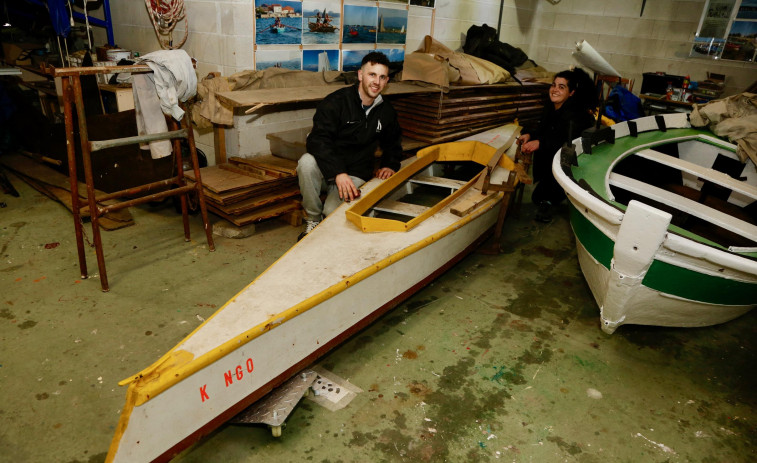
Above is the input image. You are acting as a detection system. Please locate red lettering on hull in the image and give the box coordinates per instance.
[204,357,255,402]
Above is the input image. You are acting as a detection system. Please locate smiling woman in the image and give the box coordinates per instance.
[516,68,596,222]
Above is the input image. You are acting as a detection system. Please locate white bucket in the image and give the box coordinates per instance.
[106,49,132,62]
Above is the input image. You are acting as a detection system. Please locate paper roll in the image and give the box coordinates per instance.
[572,40,621,77]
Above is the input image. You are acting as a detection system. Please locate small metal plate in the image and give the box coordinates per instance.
[230,370,317,427]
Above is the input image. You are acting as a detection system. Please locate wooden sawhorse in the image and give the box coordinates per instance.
[53,64,215,292]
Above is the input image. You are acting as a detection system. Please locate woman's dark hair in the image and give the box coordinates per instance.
[554,67,597,112]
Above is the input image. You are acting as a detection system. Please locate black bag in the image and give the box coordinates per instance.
[463,24,528,75]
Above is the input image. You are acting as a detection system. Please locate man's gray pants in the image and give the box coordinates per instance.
[297,153,366,222]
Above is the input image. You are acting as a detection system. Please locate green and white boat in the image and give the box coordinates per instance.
[553,112,757,333]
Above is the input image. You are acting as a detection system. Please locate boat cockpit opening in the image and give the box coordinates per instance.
[367,161,482,222]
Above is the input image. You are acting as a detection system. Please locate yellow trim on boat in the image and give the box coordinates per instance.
[122,190,501,407]
[345,141,516,233]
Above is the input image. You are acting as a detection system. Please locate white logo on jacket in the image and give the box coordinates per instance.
[376,120,382,133]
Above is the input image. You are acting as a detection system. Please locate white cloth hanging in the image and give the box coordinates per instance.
[131,49,197,159]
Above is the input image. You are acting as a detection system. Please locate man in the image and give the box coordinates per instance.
[296,51,402,240]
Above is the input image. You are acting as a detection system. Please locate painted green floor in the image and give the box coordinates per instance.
[1,175,755,463]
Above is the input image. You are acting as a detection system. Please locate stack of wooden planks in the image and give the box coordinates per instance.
[390,82,549,144]
[185,155,301,227]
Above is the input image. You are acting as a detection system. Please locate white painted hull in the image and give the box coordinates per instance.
[553,113,757,333]
[107,125,521,462]
[575,239,754,332]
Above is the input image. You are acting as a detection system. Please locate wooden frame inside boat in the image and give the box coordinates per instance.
[346,140,516,232]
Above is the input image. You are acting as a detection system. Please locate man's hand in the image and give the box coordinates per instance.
[335,173,360,201]
[375,167,395,180]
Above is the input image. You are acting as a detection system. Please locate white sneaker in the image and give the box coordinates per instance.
[297,220,320,241]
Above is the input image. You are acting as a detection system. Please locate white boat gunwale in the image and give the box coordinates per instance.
[560,115,757,259]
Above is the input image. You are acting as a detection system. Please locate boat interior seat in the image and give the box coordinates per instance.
[634,149,757,201]
[609,173,757,243]
[409,175,467,193]
[372,199,429,218]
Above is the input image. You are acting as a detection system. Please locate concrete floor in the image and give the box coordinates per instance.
[1,174,755,463]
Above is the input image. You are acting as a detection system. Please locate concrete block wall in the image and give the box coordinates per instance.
[524,0,756,97]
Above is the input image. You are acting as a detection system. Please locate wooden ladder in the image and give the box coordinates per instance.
[53,64,215,292]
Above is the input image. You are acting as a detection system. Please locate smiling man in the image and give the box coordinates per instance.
[296,51,403,240]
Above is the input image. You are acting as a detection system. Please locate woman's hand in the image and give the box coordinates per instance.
[521,139,540,155]
[517,134,530,145]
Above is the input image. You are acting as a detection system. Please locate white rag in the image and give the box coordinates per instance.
[132,49,197,159]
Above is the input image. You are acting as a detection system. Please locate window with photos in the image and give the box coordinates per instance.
[691,0,757,62]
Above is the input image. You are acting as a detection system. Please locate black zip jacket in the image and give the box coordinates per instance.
[306,84,403,182]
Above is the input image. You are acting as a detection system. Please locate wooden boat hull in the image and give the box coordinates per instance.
[554,113,757,333]
[106,125,521,462]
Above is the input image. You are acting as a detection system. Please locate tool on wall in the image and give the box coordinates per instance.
[144,0,188,49]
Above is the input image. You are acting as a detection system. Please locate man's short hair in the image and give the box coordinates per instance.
[361,51,390,68]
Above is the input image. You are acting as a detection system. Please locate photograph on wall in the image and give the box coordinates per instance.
[721,20,757,61]
[302,1,341,45]
[341,49,372,71]
[409,0,435,7]
[256,49,302,70]
[376,7,408,44]
[737,0,757,19]
[380,0,409,4]
[255,0,303,45]
[342,5,378,44]
[303,49,340,71]
[376,48,405,70]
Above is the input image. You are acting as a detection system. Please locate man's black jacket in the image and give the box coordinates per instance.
[306,84,402,182]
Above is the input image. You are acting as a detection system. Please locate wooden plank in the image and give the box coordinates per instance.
[0,154,134,229]
[199,178,298,206]
[372,199,429,218]
[229,155,298,176]
[218,185,300,215]
[219,163,274,180]
[609,173,757,242]
[217,82,438,109]
[451,190,498,217]
[409,175,467,190]
[184,165,282,194]
[402,117,541,145]
[634,148,757,200]
[209,200,301,226]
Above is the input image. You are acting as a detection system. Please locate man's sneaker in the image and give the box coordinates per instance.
[297,220,320,241]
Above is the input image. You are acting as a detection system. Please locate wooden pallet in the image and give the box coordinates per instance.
[186,156,302,227]
[389,81,549,145]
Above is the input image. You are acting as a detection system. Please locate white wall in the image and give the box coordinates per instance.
[104,0,755,162]
[518,0,755,97]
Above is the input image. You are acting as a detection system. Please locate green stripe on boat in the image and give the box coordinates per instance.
[569,204,757,306]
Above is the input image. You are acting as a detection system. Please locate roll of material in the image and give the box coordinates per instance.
[572,40,621,77]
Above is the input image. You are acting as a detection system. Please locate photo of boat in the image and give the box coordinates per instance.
[553,113,757,334]
[105,124,526,462]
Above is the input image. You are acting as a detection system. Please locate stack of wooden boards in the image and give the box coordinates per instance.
[390,82,549,144]
[185,155,301,227]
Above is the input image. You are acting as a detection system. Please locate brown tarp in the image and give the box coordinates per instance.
[192,67,346,128]
[690,92,757,165]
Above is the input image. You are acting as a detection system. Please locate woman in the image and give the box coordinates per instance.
[517,68,595,222]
